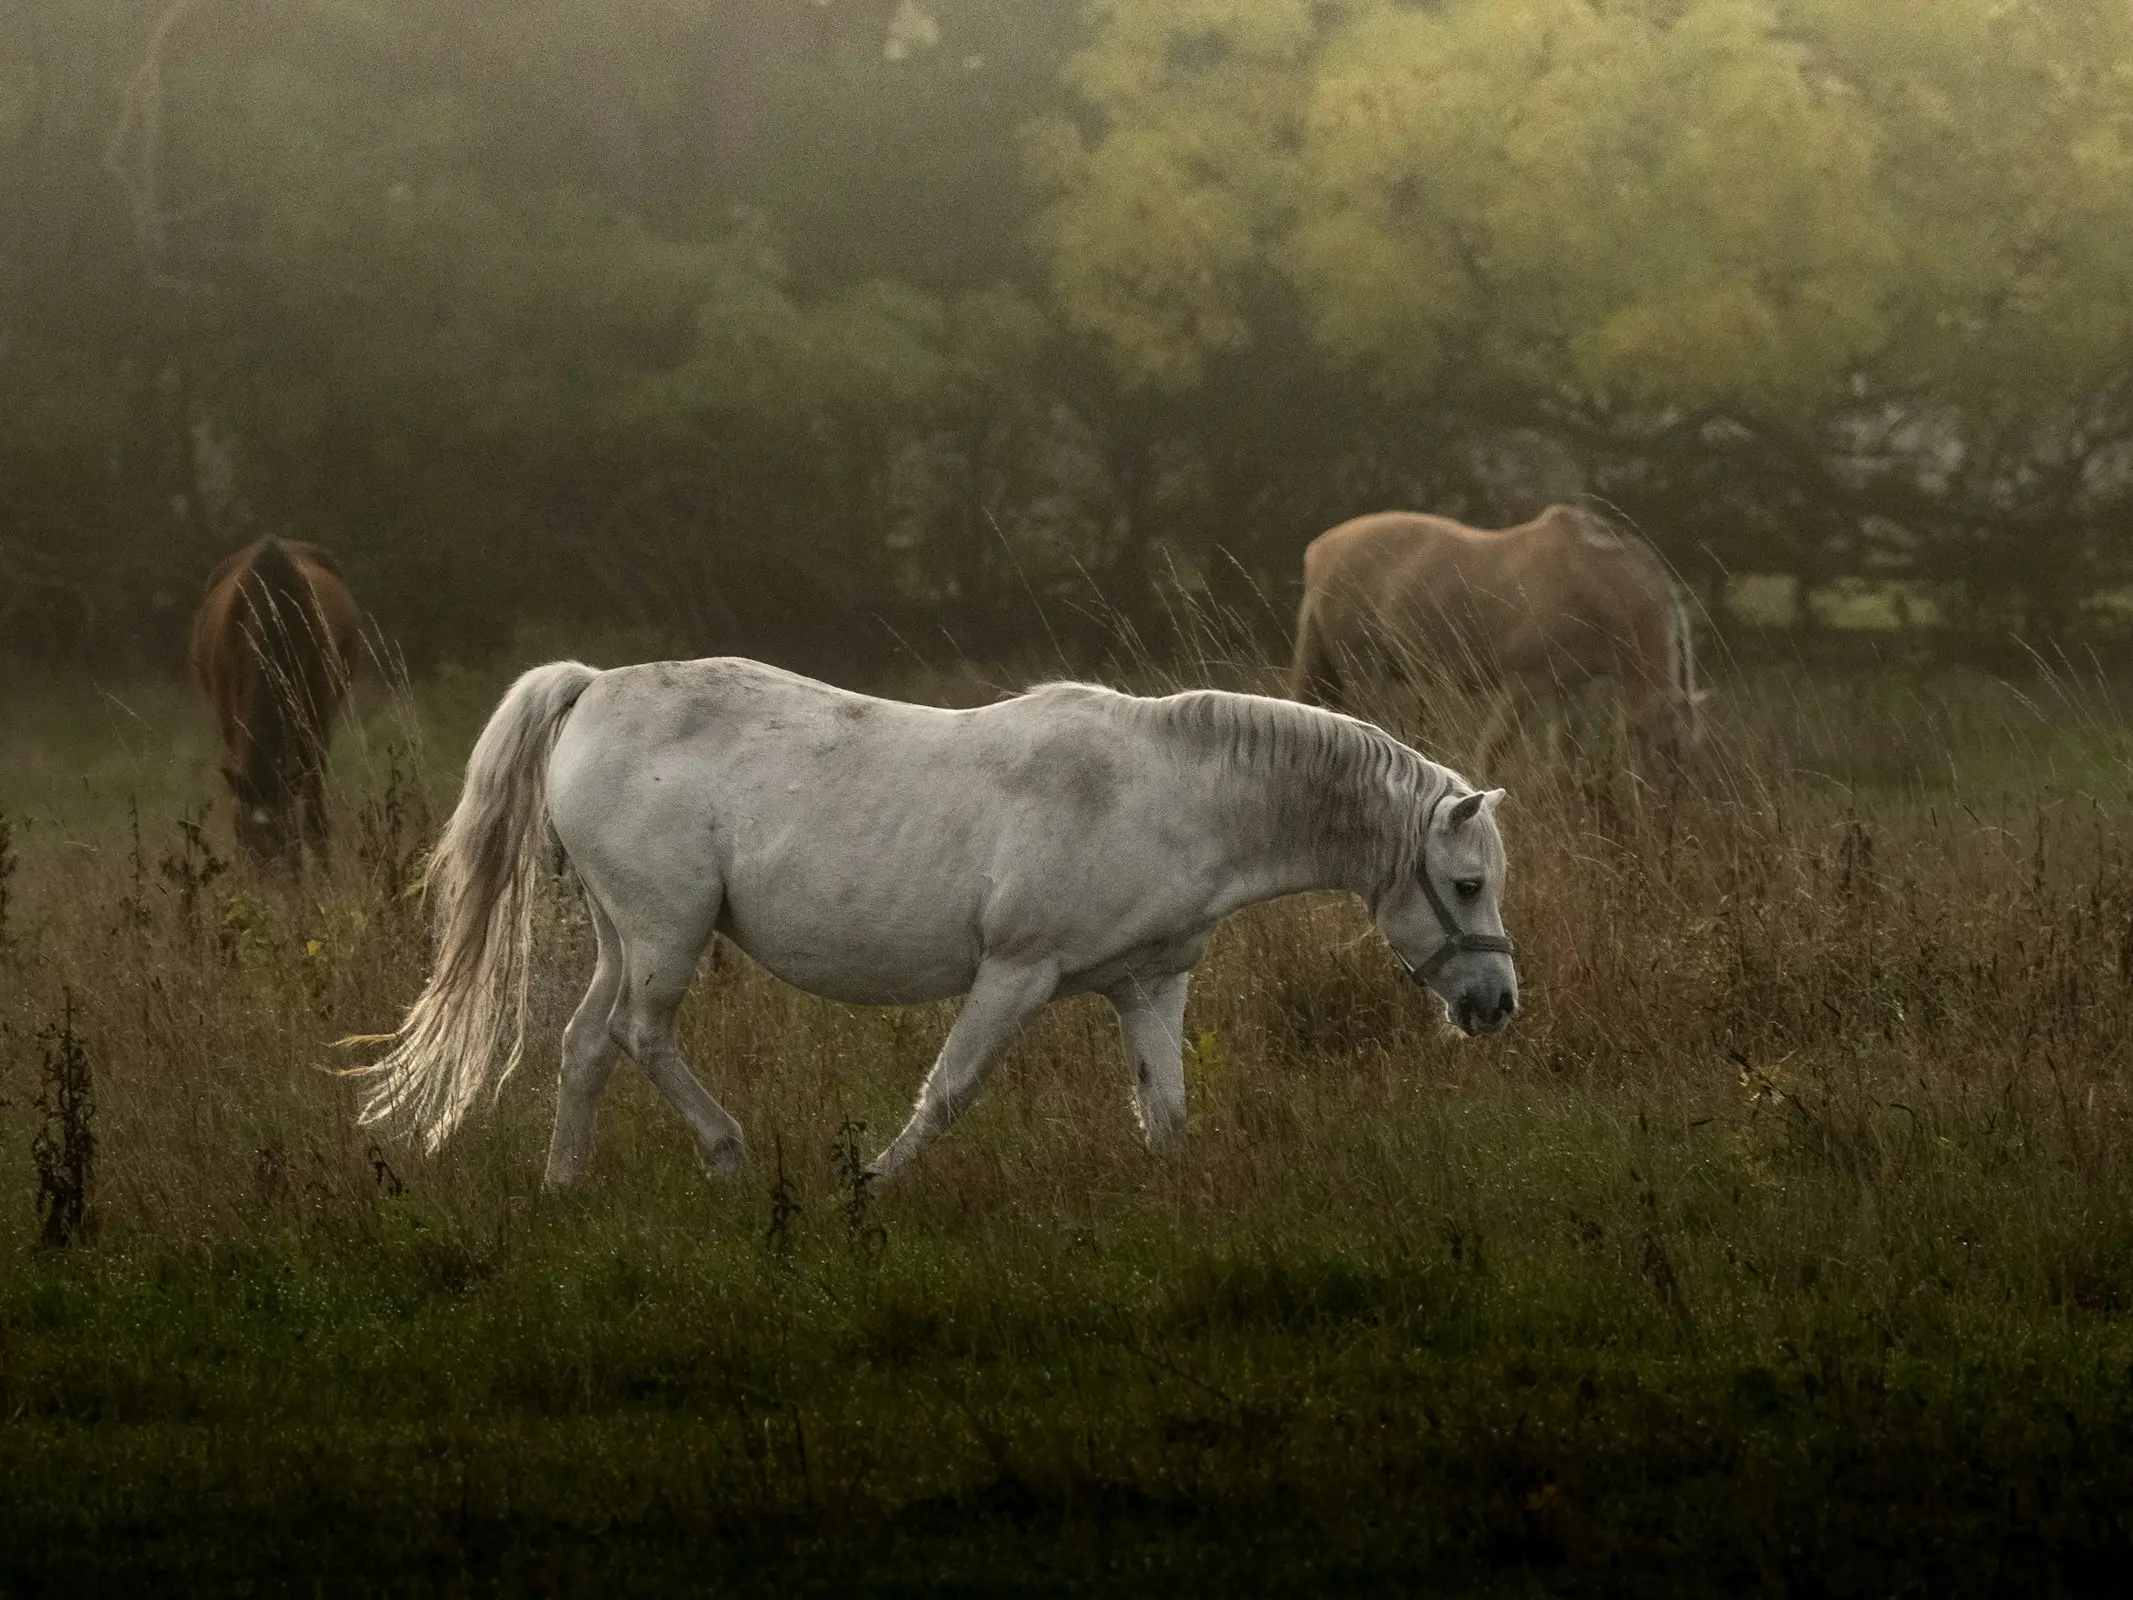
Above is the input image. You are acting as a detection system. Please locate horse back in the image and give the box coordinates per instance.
[1300,511,1539,677]
[1302,506,1676,684]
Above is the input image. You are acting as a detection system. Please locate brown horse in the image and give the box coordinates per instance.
[1291,504,1705,765]
[189,538,361,862]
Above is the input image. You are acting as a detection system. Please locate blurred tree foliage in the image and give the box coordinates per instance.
[1041,0,2133,637]
[4,0,2132,666]
[0,0,1074,665]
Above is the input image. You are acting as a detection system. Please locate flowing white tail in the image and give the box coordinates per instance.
[355,660,597,1150]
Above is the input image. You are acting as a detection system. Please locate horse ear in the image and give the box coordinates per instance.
[1445,788,1507,829]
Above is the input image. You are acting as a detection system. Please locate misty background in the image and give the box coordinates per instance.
[6,0,2132,674]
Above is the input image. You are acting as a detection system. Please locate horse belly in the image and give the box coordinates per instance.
[717,863,982,1006]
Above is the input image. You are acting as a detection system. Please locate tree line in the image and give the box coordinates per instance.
[6,0,2133,672]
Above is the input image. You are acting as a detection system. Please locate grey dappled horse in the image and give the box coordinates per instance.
[358,659,1518,1185]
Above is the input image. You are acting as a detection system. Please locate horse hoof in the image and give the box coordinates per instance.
[705,1138,749,1179]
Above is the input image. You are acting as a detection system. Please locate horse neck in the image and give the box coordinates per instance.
[1170,697,1431,913]
[1212,815,1386,917]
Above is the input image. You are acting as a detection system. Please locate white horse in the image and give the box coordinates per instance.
[356,658,1518,1186]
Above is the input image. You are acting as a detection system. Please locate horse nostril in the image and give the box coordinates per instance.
[1496,991,1516,1020]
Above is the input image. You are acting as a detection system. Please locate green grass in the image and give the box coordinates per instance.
[1,652,2131,1591]
[1725,573,1953,630]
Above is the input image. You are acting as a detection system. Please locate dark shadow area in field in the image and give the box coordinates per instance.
[5,1328,2132,1596]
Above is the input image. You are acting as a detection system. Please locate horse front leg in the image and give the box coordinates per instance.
[869,958,1059,1183]
[1108,972,1192,1147]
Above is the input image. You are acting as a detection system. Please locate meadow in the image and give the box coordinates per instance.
[1,641,2131,1593]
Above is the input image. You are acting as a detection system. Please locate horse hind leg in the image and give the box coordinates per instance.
[602,878,748,1178]
[544,891,625,1189]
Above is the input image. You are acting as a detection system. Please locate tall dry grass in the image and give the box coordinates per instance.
[0,644,2126,1285]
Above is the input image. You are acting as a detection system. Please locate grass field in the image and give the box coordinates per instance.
[2,644,2132,1593]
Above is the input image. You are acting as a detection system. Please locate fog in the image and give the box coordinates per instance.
[4,0,2131,671]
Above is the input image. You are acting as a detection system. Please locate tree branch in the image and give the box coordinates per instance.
[102,0,208,293]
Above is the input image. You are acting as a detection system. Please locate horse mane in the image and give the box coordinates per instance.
[1029,682,1460,895]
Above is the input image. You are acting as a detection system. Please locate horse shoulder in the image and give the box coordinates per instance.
[970,709,1221,958]
[1511,521,1670,668]
[969,697,1128,822]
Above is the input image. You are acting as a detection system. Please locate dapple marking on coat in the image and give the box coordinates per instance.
[188,538,361,863]
[1291,504,1706,765]
[355,658,1518,1186]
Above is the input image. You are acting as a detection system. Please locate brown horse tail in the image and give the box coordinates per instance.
[353,661,599,1152]
[237,538,333,777]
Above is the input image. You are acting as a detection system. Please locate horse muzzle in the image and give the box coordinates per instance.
[1453,985,1518,1036]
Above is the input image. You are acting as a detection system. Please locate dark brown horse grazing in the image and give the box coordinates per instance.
[189,539,361,863]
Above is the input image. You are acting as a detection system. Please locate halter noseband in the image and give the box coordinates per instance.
[1409,789,1516,984]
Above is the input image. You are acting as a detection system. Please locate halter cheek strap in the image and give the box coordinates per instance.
[1411,790,1516,984]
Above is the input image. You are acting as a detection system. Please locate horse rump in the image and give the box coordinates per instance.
[189,538,360,862]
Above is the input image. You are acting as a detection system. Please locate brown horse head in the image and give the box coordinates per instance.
[188,538,362,864]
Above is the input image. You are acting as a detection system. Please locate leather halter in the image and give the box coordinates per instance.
[1409,789,1517,984]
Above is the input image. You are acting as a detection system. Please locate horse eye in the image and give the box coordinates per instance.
[1454,878,1483,903]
